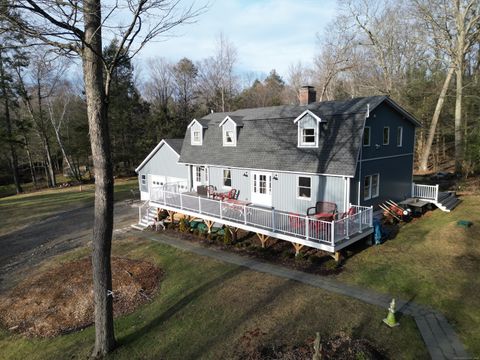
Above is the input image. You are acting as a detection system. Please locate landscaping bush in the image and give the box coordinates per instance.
[223,227,232,245]
[179,218,190,233]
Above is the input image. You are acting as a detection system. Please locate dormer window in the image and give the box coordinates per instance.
[187,119,207,146]
[219,115,243,147]
[294,110,322,148]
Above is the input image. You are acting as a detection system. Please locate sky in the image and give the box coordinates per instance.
[137,0,338,79]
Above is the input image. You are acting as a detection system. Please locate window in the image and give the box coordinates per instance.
[297,176,311,199]
[397,127,403,147]
[225,130,234,144]
[364,174,380,200]
[196,167,202,182]
[363,126,370,146]
[223,169,232,187]
[141,175,146,185]
[191,127,202,145]
[383,127,390,145]
[302,128,316,144]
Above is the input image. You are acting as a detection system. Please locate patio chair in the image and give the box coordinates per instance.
[206,185,217,198]
[307,201,337,220]
[197,185,208,197]
[340,206,356,219]
[220,188,237,201]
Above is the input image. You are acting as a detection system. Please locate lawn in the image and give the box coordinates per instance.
[337,195,480,356]
[0,177,138,236]
[0,236,428,360]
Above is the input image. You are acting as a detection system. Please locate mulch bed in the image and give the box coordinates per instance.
[0,257,162,337]
[154,224,345,276]
[234,329,385,360]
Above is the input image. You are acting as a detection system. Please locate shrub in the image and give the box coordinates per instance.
[223,227,232,245]
[179,218,190,233]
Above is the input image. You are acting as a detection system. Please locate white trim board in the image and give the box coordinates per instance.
[360,153,413,163]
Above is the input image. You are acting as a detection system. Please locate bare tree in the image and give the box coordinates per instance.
[414,0,480,172]
[284,62,312,104]
[1,0,205,356]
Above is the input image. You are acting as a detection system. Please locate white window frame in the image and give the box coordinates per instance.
[223,129,236,146]
[195,166,202,182]
[297,124,319,148]
[363,126,371,147]
[396,126,403,147]
[223,169,232,188]
[363,174,380,200]
[297,175,312,200]
[191,127,202,146]
[141,175,146,185]
[383,127,390,145]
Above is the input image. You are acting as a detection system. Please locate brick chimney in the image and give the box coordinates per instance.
[299,86,316,105]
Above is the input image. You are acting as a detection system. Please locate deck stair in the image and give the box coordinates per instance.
[131,203,156,231]
[435,191,461,212]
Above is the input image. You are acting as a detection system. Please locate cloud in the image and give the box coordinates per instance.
[137,0,337,78]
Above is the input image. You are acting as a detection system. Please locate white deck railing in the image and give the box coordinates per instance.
[412,183,439,202]
[147,187,373,246]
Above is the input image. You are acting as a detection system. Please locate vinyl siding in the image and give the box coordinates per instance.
[137,144,188,193]
[208,166,346,214]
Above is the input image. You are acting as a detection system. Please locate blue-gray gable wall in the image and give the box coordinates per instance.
[350,102,415,208]
[208,166,346,214]
[137,144,189,193]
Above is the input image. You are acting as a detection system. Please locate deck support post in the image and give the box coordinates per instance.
[292,243,304,256]
[204,220,214,234]
[167,210,176,223]
[228,227,239,243]
[332,251,342,262]
[256,233,271,248]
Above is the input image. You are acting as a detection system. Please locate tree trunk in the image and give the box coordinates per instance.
[82,0,116,356]
[43,136,57,187]
[24,134,37,187]
[0,50,22,194]
[418,65,455,172]
[454,61,463,173]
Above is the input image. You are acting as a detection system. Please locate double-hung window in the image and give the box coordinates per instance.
[141,175,146,185]
[383,127,390,145]
[363,126,371,146]
[223,169,232,188]
[301,128,316,145]
[396,127,403,147]
[297,176,312,199]
[364,174,380,200]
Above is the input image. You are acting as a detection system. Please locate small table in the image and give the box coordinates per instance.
[399,198,430,215]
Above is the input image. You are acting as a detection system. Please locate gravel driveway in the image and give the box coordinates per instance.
[0,201,138,293]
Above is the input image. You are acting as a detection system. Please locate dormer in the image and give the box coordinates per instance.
[219,116,243,147]
[293,110,322,148]
[187,119,207,146]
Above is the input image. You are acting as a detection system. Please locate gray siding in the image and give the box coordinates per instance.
[137,144,188,192]
[208,166,346,214]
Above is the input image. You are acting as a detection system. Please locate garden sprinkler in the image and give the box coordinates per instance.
[383,298,399,327]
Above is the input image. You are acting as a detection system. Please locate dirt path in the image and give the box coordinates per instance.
[0,201,137,293]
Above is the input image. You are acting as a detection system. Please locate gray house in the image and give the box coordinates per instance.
[135,87,433,255]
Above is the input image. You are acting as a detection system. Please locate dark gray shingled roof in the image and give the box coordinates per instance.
[178,96,418,176]
[164,138,183,154]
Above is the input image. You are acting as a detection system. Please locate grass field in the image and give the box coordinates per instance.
[0,178,137,236]
[338,195,480,356]
[0,237,428,360]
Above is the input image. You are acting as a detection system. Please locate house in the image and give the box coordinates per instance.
[135,138,188,201]
[134,87,443,256]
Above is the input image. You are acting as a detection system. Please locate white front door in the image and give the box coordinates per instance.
[251,172,272,207]
[192,166,208,190]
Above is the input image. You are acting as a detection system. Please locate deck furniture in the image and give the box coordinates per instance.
[219,188,237,201]
[197,185,208,197]
[307,201,337,221]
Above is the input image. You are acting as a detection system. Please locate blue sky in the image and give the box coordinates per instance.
[137,0,338,79]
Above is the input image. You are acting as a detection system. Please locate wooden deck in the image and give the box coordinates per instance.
[143,187,373,253]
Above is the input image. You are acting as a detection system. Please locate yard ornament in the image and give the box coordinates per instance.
[383,298,399,327]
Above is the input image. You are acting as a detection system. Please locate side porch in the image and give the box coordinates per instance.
[139,186,374,255]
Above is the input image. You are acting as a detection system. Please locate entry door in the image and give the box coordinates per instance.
[192,166,208,190]
[251,172,272,207]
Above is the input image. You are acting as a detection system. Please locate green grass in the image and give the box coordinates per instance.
[0,178,137,236]
[0,237,428,360]
[338,195,480,356]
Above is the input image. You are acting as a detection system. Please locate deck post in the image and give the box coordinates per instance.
[411,182,415,197]
[331,221,335,246]
[204,220,214,234]
[359,214,363,233]
[305,215,309,241]
[243,205,247,224]
[435,184,439,202]
[292,242,304,256]
[163,188,166,205]
[271,208,275,232]
[333,251,341,262]
[180,193,183,209]
[198,196,202,213]
[219,199,223,219]
[345,216,350,239]
[369,206,373,227]
[256,233,270,248]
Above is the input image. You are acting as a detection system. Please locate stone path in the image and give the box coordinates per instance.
[135,230,470,360]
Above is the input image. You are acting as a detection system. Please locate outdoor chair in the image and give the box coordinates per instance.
[206,185,217,198]
[307,201,337,220]
[220,188,237,201]
[197,185,208,197]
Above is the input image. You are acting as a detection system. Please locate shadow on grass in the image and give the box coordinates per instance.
[117,265,247,348]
